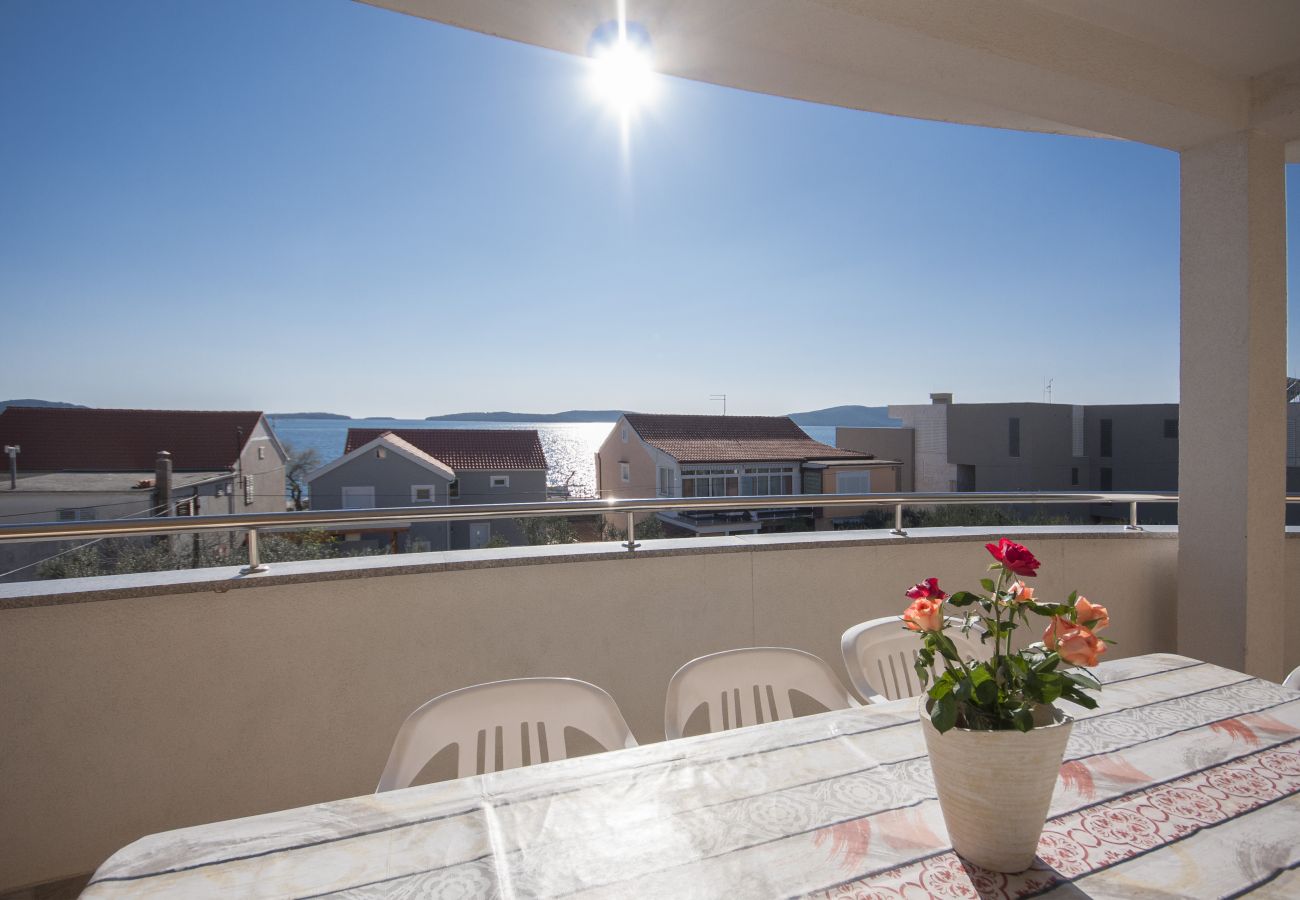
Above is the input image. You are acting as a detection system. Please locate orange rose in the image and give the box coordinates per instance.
[1074,597,1110,631]
[1044,616,1106,667]
[902,597,944,633]
[1009,582,1036,603]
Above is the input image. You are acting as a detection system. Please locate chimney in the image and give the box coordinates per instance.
[154,451,172,516]
[930,393,953,405]
[4,444,18,490]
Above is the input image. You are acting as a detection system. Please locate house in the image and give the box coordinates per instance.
[0,407,288,579]
[595,413,902,534]
[307,428,547,550]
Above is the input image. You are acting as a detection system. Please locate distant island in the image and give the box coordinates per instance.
[786,405,900,427]
[268,412,351,420]
[0,398,89,413]
[363,416,398,421]
[426,410,628,423]
[420,406,900,427]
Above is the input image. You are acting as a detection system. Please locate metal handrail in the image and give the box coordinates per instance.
[0,489,1181,540]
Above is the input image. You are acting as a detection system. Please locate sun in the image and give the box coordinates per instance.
[588,19,656,119]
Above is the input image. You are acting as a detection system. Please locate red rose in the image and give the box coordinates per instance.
[985,538,1041,577]
[905,577,947,601]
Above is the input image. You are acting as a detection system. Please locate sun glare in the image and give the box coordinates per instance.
[590,38,656,117]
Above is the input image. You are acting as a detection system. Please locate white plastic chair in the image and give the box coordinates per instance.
[841,616,986,704]
[1284,665,1300,690]
[664,647,860,740]
[376,677,638,792]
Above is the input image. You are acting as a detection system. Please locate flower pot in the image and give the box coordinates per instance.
[919,703,1074,873]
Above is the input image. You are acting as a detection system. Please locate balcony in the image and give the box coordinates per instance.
[2,499,1299,893]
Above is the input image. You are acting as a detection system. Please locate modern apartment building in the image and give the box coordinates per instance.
[838,393,1180,522]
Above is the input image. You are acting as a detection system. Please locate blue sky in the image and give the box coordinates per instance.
[1,0,1296,418]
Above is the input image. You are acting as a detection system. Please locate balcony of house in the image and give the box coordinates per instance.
[2,493,1299,894]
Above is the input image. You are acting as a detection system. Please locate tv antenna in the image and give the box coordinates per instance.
[709,394,727,415]
[1043,379,1054,404]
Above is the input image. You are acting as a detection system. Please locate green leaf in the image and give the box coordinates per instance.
[946,591,982,608]
[914,658,930,688]
[929,678,954,700]
[954,678,972,702]
[934,633,962,662]
[1011,705,1035,732]
[980,578,997,593]
[931,693,958,733]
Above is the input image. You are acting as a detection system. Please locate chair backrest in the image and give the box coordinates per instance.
[664,647,859,740]
[1284,665,1300,690]
[376,677,638,792]
[841,616,986,703]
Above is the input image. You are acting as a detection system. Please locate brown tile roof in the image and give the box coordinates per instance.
[344,428,547,471]
[0,407,264,472]
[624,414,873,464]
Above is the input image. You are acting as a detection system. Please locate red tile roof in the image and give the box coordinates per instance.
[344,428,547,471]
[624,414,873,464]
[0,407,264,471]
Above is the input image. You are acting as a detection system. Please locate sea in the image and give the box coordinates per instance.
[268,417,837,499]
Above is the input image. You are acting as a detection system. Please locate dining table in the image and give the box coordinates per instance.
[82,653,1300,898]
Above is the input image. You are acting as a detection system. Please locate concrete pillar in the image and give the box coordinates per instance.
[1177,130,1287,680]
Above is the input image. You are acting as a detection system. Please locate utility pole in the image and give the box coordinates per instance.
[4,445,18,490]
[709,394,727,415]
[1043,379,1054,404]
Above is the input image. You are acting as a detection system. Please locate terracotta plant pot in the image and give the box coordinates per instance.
[919,703,1074,873]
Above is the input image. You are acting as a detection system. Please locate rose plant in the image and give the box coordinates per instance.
[905,538,1113,733]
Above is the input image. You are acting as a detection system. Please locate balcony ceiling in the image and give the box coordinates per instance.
[359,0,1300,160]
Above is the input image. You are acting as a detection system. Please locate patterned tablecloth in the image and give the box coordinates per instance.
[83,653,1300,898]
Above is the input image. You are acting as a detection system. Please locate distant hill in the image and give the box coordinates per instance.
[0,398,88,413]
[268,412,351,420]
[787,405,900,427]
[426,410,627,423]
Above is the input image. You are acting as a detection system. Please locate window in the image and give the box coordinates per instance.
[619,463,630,483]
[657,467,674,497]
[681,465,793,498]
[1070,467,1079,486]
[57,508,96,521]
[257,446,265,460]
[448,480,460,499]
[243,474,255,505]
[835,472,872,494]
[175,499,196,516]
[341,486,375,509]
[621,427,628,443]
[1008,417,1021,458]
[411,485,435,504]
[490,475,510,488]
[1100,467,1113,491]
[1100,418,1113,457]
[1164,418,1178,439]
[375,447,387,460]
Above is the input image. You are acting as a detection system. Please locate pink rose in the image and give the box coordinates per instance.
[902,597,945,633]
[1074,597,1110,631]
[905,577,947,601]
[985,538,1041,577]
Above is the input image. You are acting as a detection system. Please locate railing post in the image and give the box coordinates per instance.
[890,503,907,536]
[622,511,640,552]
[241,528,269,574]
[1125,500,1142,531]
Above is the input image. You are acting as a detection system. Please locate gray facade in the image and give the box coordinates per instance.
[850,398,1185,524]
[308,441,548,550]
[308,446,452,551]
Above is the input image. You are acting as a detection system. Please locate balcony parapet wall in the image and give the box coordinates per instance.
[2,526,1298,892]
